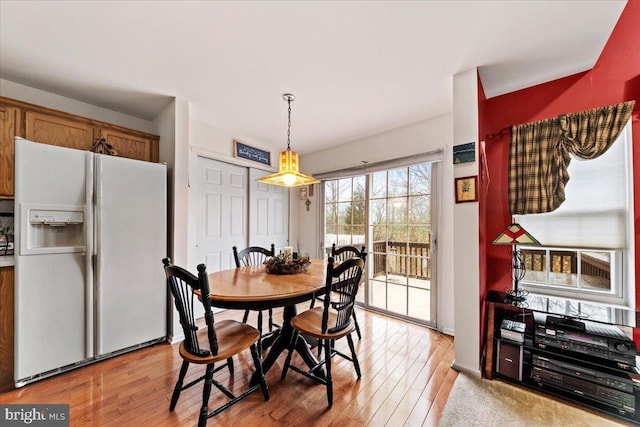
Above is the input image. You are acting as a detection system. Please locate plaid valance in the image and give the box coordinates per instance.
[508,101,635,215]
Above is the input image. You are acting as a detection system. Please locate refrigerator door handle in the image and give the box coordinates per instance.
[94,155,104,356]
[85,152,95,359]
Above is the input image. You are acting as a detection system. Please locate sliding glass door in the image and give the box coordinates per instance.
[322,163,437,326]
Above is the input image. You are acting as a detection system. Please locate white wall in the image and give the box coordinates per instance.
[295,114,456,334]
[0,79,156,134]
[156,98,190,343]
[451,68,480,376]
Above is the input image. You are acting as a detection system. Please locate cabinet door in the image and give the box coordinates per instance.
[25,111,95,150]
[0,106,18,196]
[0,266,14,392]
[100,129,155,162]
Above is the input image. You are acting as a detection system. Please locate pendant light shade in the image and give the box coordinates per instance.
[257,94,319,187]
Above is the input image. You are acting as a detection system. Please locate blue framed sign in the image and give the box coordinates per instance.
[453,142,476,164]
[234,140,271,166]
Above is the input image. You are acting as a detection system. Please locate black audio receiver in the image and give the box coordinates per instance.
[533,313,637,369]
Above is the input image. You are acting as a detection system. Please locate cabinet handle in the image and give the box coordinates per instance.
[504,358,513,363]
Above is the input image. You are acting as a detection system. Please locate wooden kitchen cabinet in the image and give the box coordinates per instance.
[100,128,159,163]
[0,96,161,197]
[25,110,96,151]
[0,266,14,392]
[0,106,19,197]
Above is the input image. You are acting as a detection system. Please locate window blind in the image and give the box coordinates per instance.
[515,123,631,249]
[313,149,443,181]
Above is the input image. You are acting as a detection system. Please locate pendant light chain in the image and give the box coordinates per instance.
[287,97,292,151]
[255,92,318,187]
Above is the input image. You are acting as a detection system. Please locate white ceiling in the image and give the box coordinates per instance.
[0,1,626,154]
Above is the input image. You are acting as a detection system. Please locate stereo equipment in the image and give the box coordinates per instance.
[532,366,635,414]
[496,339,523,381]
[532,354,633,393]
[533,313,637,370]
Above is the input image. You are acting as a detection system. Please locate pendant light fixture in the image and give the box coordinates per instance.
[257,93,319,187]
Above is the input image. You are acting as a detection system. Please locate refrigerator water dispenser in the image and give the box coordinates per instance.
[20,205,85,254]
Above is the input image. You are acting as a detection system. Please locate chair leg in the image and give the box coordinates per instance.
[198,363,216,427]
[317,338,323,358]
[226,357,234,375]
[347,333,361,378]
[268,308,274,332]
[250,343,270,401]
[352,310,362,340]
[325,339,333,407]
[242,309,250,323]
[281,330,299,380]
[257,311,263,354]
[170,361,190,411]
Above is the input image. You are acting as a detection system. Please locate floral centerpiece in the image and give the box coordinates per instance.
[264,253,311,275]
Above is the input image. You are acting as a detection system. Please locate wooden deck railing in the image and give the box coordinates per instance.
[371,241,431,280]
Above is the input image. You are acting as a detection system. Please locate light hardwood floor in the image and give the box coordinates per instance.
[0,306,457,427]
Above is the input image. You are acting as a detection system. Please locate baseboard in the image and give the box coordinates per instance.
[168,332,184,344]
[451,360,482,378]
[441,327,455,336]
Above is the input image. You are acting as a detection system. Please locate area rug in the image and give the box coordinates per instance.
[438,373,627,426]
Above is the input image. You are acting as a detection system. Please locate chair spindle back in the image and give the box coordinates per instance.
[331,243,367,264]
[323,257,364,334]
[233,244,276,268]
[162,258,218,356]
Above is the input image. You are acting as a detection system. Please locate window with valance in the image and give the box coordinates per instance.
[507,101,635,307]
[508,101,634,215]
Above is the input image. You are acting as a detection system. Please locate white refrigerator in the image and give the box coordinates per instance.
[14,137,167,386]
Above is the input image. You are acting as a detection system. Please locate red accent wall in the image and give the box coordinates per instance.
[479,0,640,341]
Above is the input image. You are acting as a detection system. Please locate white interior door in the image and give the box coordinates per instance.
[195,156,247,272]
[249,168,289,252]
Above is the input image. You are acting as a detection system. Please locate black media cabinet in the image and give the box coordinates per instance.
[484,290,639,425]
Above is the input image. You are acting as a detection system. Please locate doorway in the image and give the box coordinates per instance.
[323,163,437,326]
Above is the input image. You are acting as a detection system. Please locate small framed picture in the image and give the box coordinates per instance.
[455,175,478,203]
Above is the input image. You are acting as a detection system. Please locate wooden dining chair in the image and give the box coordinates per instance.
[311,243,367,340]
[281,256,364,407]
[332,243,367,263]
[233,244,277,352]
[162,258,269,427]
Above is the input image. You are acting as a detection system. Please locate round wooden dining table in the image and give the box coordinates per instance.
[206,259,327,384]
